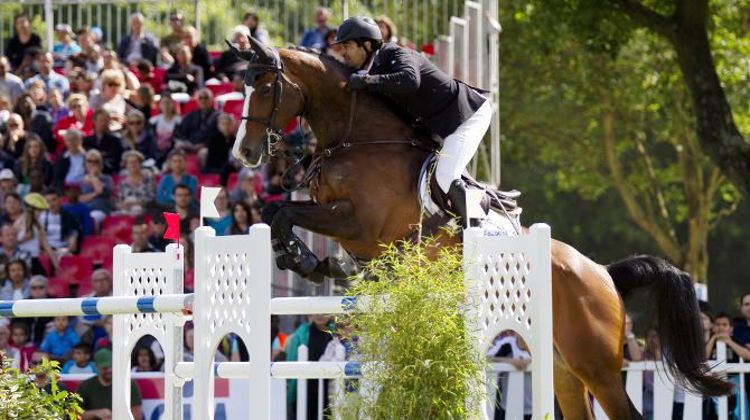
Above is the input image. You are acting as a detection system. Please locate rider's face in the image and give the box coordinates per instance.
[341,40,367,69]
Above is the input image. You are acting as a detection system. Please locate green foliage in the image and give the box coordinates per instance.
[0,354,82,419]
[336,239,486,420]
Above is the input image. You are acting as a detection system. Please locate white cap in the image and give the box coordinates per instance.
[0,169,15,181]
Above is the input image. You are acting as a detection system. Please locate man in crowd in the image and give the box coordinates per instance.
[77,349,142,420]
[172,184,198,234]
[174,88,218,152]
[130,219,157,253]
[24,52,70,97]
[0,56,24,104]
[54,129,87,187]
[300,7,332,50]
[0,224,31,275]
[117,13,159,66]
[40,188,81,256]
[83,110,123,175]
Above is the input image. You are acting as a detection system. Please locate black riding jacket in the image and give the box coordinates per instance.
[364,43,487,138]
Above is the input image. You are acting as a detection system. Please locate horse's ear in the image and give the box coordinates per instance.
[247,35,275,64]
[225,39,255,61]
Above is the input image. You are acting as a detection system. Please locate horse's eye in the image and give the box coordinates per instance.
[259,85,272,95]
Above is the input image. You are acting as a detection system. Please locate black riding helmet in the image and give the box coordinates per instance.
[333,16,382,44]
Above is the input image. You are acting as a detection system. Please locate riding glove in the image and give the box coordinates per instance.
[346,73,368,91]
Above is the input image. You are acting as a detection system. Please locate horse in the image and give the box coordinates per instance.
[228,37,731,419]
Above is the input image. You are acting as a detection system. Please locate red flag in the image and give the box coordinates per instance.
[163,212,180,242]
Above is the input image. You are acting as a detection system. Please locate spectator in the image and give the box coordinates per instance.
[300,7,332,50]
[15,135,52,186]
[53,94,95,155]
[286,314,334,417]
[0,56,24,104]
[39,315,78,361]
[204,113,235,173]
[227,201,251,235]
[135,59,162,93]
[5,13,42,70]
[182,25,212,79]
[0,259,31,300]
[62,184,93,237]
[147,212,169,251]
[73,70,98,98]
[61,342,96,374]
[165,44,203,95]
[0,323,21,368]
[205,188,231,235]
[51,24,81,67]
[93,315,112,351]
[2,191,25,225]
[14,47,43,82]
[131,345,159,372]
[126,84,155,120]
[734,293,750,409]
[160,12,187,57]
[117,13,159,66]
[76,269,112,340]
[17,192,58,273]
[9,321,36,371]
[0,94,11,124]
[40,187,81,256]
[117,150,155,215]
[100,49,141,93]
[24,275,53,345]
[130,219,157,253]
[80,149,114,228]
[70,28,102,74]
[244,12,270,45]
[156,150,197,207]
[89,69,130,132]
[3,112,33,159]
[83,110,124,175]
[623,313,643,363]
[215,25,251,82]
[149,93,181,164]
[704,313,748,419]
[182,322,227,363]
[24,52,70,97]
[76,348,143,420]
[172,184,198,234]
[487,332,532,420]
[18,167,46,198]
[375,15,399,44]
[46,88,68,124]
[228,167,260,207]
[122,109,156,158]
[14,88,54,152]
[53,129,87,187]
[0,135,16,172]
[0,224,32,274]
[173,88,217,151]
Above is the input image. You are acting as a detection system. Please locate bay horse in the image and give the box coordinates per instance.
[229,38,731,419]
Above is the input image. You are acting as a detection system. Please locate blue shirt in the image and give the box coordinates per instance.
[40,326,79,357]
[24,71,71,97]
[733,319,750,346]
[207,215,231,236]
[156,173,197,206]
[61,359,97,374]
[64,152,86,185]
[299,27,330,50]
[63,202,94,236]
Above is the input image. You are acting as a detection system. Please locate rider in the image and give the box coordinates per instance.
[334,16,492,227]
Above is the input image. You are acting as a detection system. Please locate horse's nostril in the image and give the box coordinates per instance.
[242,147,252,158]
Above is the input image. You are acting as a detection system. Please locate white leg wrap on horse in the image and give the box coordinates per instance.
[435,99,494,193]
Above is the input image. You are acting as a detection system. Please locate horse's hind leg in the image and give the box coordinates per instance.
[554,355,594,419]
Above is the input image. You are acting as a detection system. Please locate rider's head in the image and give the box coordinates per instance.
[334,16,382,69]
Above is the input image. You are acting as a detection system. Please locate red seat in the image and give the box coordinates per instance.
[80,236,117,267]
[226,172,239,191]
[222,99,245,119]
[209,51,222,60]
[73,280,93,297]
[58,256,93,285]
[101,215,135,243]
[37,254,53,276]
[101,214,135,231]
[47,276,70,298]
[185,153,201,175]
[197,173,220,187]
[181,98,199,115]
[206,83,234,97]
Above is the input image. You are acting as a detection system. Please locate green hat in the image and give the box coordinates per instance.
[94,348,112,368]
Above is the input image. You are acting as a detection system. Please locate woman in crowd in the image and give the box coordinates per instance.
[25,275,53,345]
[227,201,252,235]
[131,345,160,372]
[79,149,113,228]
[149,93,181,165]
[121,109,156,158]
[116,150,155,215]
[16,193,58,273]
[375,15,399,44]
[15,135,52,186]
[155,149,197,207]
[165,45,203,95]
[206,188,231,236]
[0,259,31,300]
[6,13,42,69]
[89,69,130,132]
[73,71,98,98]
[100,49,140,93]
[46,89,68,124]
[0,324,21,369]
[53,94,94,155]
[126,85,154,120]
[3,113,32,159]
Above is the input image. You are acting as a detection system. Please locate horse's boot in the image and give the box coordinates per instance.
[276,236,319,277]
[446,179,469,229]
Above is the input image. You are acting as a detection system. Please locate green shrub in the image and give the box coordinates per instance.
[0,354,82,419]
[337,238,486,420]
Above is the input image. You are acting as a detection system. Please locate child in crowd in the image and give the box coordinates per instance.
[61,342,97,374]
[93,315,113,352]
[9,321,36,371]
[39,316,79,361]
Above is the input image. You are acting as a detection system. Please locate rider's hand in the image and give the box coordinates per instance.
[346,73,368,91]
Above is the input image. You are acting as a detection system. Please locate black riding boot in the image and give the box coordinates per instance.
[446,179,469,229]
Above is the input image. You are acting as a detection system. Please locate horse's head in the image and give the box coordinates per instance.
[227,36,306,167]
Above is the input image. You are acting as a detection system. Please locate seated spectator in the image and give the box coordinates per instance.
[51,24,81,67]
[53,94,95,156]
[206,188,231,236]
[165,45,203,95]
[122,109,156,158]
[3,112,33,159]
[61,342,96,374]
[117,151,155,215]
[0,224,32,274]
[40,188,81,256]
[73,70,98,98]
[126,85,154,120]
[80,150,113,228]
[156,150,197,207]
[0,259,31,300]
[149,94,181,164]
[18,193,58,273]
[147,212,169,251]
[89,69,130,132]
[76,269,112,341]
[83,110,124,175]
[244,12,270,46]
[130,219,157,253]
[228,168,261,207]
[0,94,11,125]
[160,12,187,57]
[2,191,25,225]
[24,275,53,346]
[0,138,15,173]
[300,7,332,50]
[183,322,227,363]
[39,315,78,361]
[227,201,252,235]
[17,167,45,198]
[14,87,54,152]
[9,321,36,371]
[62,184,93,236]
[0,56,24,105]
[14,47,43,82]
[131,345,159,372]
[93,316,112,352]
[215,25,251,82]
[46,88,68,124]
[24,52,70,97]
[100,49,140,93]
[15,135,53,186]
[0,323,21,368]
[173,88,217,152]
[54,129,87,187]
[6,13,42,70]
[117,13,158,66]
[134,59,162,92]
[182,25,212,79]
[172,184,199,234]
[76,349,143,419]
[70,27,102,74]
[204,113,235,173]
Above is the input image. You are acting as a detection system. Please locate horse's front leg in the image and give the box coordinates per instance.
[263,200,360,283]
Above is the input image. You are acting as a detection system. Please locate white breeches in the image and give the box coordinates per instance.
[434,99,494,193]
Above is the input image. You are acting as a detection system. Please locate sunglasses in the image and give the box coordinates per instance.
[106,82,121,87]
[128,120,143,125]
[86,159,101,164]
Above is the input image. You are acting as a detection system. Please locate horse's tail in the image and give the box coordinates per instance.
[607,255,733,397]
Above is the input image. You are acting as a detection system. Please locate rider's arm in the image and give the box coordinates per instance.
[364,48,420,94]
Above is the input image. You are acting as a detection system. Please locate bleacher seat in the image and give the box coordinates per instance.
[181,98,200,115]
[37,254,53,276]
[101,215,135,243]
[80,236,117,267]
[47,276,70,298]
[222,99,245,119]
[58,255,94,285]
[185,153,201,175]
[226,172,239,191]
[206,83,235,97]
[197,173,220,187]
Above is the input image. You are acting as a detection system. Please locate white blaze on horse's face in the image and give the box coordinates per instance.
[232,85,262,167]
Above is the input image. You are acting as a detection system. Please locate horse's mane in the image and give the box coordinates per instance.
[284,45,354,79]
